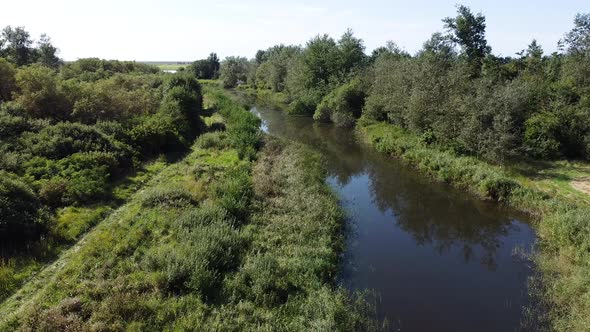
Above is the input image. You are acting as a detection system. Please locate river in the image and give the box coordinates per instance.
[251,105,537,331]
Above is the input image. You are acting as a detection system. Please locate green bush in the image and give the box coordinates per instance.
[313,79,366,127]
[195,131,230,150]
[0,173,42,239]
[213,166,253,222]
[20,122,133,165]
[524,111,562,159]
[175,202,233,228]
[144,220,242,298]
[544,208,590,261]
[229,254,293,307]
[478,175,520,202]
[140,188,196,208]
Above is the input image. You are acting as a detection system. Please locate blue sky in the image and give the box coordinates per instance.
[1,0,588,61]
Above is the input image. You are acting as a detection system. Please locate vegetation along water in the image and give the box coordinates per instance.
[1,3,590,331]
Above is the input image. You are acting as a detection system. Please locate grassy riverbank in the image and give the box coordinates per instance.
[0,86,375,331]
[359,120,590,331]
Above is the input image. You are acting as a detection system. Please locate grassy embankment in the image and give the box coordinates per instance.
[0,85,375,331]
[0,152,168,303]
[358,120,590,331]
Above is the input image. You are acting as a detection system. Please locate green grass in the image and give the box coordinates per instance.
[153,63,188,71]
[359,119,590,331]
[0,87,376,331]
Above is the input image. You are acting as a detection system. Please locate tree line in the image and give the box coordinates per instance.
[219,6,590,164]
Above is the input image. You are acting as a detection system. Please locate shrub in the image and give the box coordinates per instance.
[229,254,293,307]
[0,173,42,239]
[144,221,242,298]
[524,111,562,159]
[313,79,366,127]
[14,64,70,120]
[0,58,16,102]
[543,208,590,261]
[175,202,233,228]
[213,166,253,222]
[140,188,196,208]
[39,178,68,207]
[478,175,520,202]
[20,122,133,165]
[195,132,230,150]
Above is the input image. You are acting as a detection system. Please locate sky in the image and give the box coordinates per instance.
[1,0,588,61]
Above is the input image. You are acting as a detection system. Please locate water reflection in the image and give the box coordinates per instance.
[252,106,535,332]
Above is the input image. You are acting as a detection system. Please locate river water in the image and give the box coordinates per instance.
[251,106,536,332]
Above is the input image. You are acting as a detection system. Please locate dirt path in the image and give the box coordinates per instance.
[571,178,590,195]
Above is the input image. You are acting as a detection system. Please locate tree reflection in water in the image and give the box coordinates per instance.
[253,106,525,270]
[252,105,535,331]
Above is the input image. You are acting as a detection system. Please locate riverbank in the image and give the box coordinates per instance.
[359,120,590,331]
[0,86,375,330]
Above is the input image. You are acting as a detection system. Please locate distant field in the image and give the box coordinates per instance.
[142,62,191,71]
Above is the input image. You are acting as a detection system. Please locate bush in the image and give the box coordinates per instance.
[195,132,230,150]
[14,64,70,120]
[175,202,233,228]
[39,178,68,207]
[140,188,196,208]
[213,166,253,222]
[20,122,133,165]
[0,173,42,239]
[478,175,520,202]
[144,221,242,298]
[229,254,293,307]
[524,111,562,159]
[313,79,366,127]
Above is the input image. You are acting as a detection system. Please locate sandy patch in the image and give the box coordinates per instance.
[571,178,590,195]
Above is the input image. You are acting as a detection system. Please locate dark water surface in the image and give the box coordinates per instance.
[251,106,536,332]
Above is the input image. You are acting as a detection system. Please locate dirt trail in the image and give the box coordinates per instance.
[572,178,590,195]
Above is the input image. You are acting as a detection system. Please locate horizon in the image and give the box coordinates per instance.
[1,0,589,61]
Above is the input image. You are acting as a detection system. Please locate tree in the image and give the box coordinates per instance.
[190,53,220,79]
[337,29,367,75]
[303,34,340,90]
[36,34,62,69]
[370,41,409,62]
[1,26,34,66]
[559,13,590,56]
[15,64,70,119]
[443,5,491,75]
[220,56,250,88]
[0,58,16,102]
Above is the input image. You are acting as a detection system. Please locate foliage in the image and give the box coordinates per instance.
[0,58,16,102]
[0,172,42,239]
[189,53,220,79]
[220,56,251,88]
[443,5,490,76]
[314,78,366,127]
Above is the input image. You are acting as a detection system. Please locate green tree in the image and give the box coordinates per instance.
[0,58,16,102]
[337,29,367,76]
[220,56,250,88]
[559,13,590,56]
[443,5,490,76]
[36,34,62,69]
[1,26,34,66]
[15,64,70,119]
[190,53,220,79]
